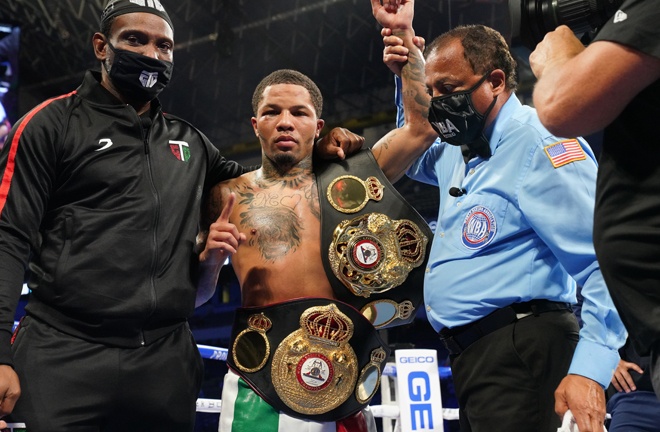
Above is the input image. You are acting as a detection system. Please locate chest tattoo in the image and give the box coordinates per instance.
[305,182,321,220]
[237,187,311,262]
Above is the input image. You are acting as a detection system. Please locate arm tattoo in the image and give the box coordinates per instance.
[373,131,398,164]
[204,187,225,227]
[399,32,430,120]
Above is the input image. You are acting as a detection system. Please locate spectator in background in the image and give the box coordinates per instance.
[0,100,9,148]
[0,25,20,126]
[530,0,660,396]
[606,338,660,431]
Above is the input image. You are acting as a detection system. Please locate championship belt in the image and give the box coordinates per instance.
[315,148,433,329]
[227,298,390,422]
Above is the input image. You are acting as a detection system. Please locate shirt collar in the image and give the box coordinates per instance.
[486,93,521,155]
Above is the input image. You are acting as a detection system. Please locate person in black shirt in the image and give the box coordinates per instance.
[530,0,660,399]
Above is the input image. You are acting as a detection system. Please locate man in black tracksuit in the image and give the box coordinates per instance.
[0,1,239,430]
[0,1,360,430]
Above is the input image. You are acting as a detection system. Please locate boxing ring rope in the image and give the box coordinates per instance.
[195,344,461,422]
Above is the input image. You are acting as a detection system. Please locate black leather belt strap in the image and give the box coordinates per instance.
[314,149,433,328]
[228,297,390,422]
[438,300,572,356]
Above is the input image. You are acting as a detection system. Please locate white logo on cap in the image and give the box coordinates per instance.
[128,0,166,12]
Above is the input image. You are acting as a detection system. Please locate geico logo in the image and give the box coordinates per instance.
[407,371,434,429]
[408,371,431,401]
[400,356,435,363]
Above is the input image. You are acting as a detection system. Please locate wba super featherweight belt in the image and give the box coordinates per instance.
[227,298,390,422]
[315,148,433,329]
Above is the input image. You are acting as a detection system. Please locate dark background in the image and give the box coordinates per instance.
[2,1,537,430]
[1,0,530,166]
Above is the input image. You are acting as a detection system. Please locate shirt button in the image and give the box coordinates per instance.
[456,202,462,207]
[439,232,445,238]
[426,306,431,312]
[426,267,430,273]
[469,169,475,175]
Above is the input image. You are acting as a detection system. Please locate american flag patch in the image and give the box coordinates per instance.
[544,139,586,168]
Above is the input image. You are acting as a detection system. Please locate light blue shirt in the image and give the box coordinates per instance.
[394,77,626,388]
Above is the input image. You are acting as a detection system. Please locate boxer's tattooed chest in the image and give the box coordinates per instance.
[235,177,319,261]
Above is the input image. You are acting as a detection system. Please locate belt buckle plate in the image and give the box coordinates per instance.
[271,304,358,415]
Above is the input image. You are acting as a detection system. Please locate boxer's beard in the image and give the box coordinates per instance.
[272,153,296,170]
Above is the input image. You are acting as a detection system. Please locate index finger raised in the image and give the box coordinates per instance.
[217,192,236,223]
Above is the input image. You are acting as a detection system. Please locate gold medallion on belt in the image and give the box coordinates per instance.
[326,175,384,214]
[232,313,272,373]
[328,212,428,297]
[271,304,358,415]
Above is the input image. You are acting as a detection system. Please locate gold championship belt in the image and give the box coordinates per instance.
[315,149,434,329]
[329,212,427,297]
[228,298,390,422]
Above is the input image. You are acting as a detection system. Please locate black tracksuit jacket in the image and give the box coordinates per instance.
[0,70,244,365]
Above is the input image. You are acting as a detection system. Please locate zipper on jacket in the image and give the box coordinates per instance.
[141,116,152,155]
[137,112,160,336]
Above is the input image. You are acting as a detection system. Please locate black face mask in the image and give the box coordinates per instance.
[428,71,497,159]
[105,42,173,102]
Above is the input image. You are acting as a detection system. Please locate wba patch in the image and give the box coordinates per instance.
[462,205,497,250]
[544,139,586,168]
[169,140,191,162]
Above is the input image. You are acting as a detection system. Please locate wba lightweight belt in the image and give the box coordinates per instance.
[227,298,390,422]
[314,148,433,329]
